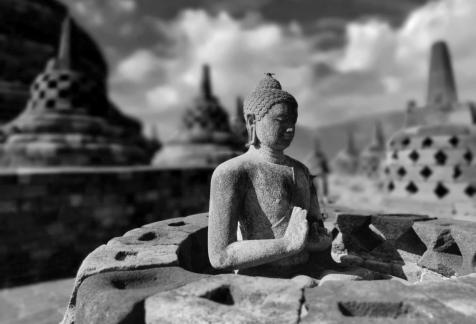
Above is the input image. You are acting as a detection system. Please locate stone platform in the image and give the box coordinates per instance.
[62,212,476,323]
[0,278,73,324]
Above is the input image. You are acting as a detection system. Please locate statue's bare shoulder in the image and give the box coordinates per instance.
[211,154,254,193]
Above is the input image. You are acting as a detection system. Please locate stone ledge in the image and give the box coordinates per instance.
[330,211,476,280]
[62,212,476,324]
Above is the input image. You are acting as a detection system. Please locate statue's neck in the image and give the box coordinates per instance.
[248,145,287,165]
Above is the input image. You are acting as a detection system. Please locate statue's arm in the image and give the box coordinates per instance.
[208,166,304,270]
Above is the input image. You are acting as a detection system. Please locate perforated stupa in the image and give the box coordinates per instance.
[153,64,243,167]
[382,41,476,218]
[0,17,153,166]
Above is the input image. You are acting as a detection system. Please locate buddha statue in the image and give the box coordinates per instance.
[208,74,380,285]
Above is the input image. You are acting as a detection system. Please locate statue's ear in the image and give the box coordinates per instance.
[245,114,255,127]
[245,114,258,147]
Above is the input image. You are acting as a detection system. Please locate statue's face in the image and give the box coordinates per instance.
[255,102,297,150]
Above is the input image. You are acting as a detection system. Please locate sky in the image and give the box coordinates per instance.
[62,0,476,139]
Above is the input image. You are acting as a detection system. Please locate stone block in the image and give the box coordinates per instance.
[61,213,214,324]
[414,218,476,276]
[145,274,304,324]
[415,277,476,317]
[302,280,471,323]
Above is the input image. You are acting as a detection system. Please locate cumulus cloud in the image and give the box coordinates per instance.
[110,0,476,134]
[334,0,476,104]
[69,0,136,26]
[111,10,334,127]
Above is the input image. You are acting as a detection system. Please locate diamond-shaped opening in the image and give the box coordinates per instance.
[433,229,462,255]
[58,89,70,99]
[463,150,473,164]
[434,150,447,165]
[395,228,427,256]
[401,138,411,147]
[420,166,432,180]
[434,182,449,199]
[448,136,459,147]
[465,185,476,197]
[47,80,58,88]
[408,150,419,163]
[338,302,419,318]
[352,223,385,252]
[387,181,395,191]
[397,167,407,177]
[421,137,433,148]
[405,181,418,194]
[45,99,56,109]
[453,165,462,179]
[200,285,235,305]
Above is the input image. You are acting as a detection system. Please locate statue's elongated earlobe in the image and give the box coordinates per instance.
[246,123,257,148]
[251,123,258,146]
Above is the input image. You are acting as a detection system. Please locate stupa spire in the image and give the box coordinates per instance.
[236,96,244,117]
[370,121,385,150]
[345,130,358,156]
[426,40,457,111]
[201,64,212,99]
[56,16,72,70]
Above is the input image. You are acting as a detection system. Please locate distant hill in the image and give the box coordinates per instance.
[287,109,407,162]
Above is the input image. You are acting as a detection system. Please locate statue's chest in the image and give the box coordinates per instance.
[246,163,310,221]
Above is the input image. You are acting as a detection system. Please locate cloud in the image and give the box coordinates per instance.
[69,0,136,27]
[116,50,163,82]
[109,0,476,136]
[111,10,324,121]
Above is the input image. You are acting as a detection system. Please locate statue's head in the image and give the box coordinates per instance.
[243,73,298,150]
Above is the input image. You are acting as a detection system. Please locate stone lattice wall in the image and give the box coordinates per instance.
[0,166,213,288]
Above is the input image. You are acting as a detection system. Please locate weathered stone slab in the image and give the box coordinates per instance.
[302,280,472,323]
[415,275,476,316]
[145,274,304,324]
[61,213,212,324]
[414,219,476,276]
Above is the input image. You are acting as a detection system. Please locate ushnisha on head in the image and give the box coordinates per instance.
[243,73,298,150]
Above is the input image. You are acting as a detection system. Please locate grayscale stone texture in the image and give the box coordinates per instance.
[61,211,476,324]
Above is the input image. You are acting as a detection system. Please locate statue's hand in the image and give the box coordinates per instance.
[306,223,332,251]
[283,207,309,254]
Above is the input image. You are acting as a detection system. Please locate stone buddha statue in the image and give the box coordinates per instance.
[208,74,379,285]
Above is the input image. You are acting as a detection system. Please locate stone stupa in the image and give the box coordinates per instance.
[230,96,248,149]
[304,136,330,196]
[153,64,242,167]
[359,121,386,177]
[331,130,359,175]
[383,40,476,219]
[0,17,154,167]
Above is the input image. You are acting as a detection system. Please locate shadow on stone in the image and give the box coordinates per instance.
[137,232,157,241]
[337,301,418,318]
[177,228,232,275]
[199,285,235,305]
[433,229,462,255]
[115,251,138,261]
[118,300,145,324]
[396,228,427,255]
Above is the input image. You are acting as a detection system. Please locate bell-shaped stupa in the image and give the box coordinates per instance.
[153,64,242,167]
[382,41,476,219]
[359,121,386,177]
[332,130,359,175]
[0,17,153,167]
